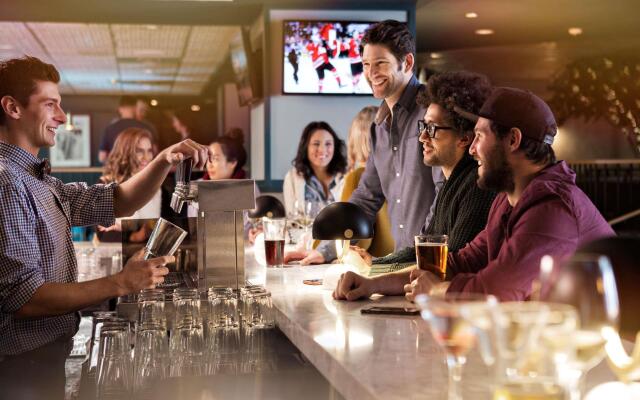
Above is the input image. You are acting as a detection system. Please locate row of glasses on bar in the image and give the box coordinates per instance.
[415,253,619,400]
[95,284,277,399]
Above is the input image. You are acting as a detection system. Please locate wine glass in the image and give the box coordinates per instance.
[538,253,620,400]
[415,293,497,400]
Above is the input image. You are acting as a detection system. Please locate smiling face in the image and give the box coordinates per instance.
[307,129,335,171]
[13,80,66,155]
[134,136,154,172]
[207,142,237,180]
[469,117,515,192]
[419,104,460,169]
[362,44,409,101]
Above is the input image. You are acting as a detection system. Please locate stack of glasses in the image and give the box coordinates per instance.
[94,285,276,400]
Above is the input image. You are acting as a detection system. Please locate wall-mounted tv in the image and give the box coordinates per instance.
[229,28,262,106]
[283,20,374,95]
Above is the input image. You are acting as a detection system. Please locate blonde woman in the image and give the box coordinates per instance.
[341,105,394,257]
[347,105,377,171]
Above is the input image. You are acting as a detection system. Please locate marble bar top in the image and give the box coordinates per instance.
[244,251,619,400]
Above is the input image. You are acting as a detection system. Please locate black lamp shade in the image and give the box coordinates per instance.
[248,195,286,219]
[312,202,372,240]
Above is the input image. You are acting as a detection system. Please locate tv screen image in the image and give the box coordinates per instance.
[283,20,374,95]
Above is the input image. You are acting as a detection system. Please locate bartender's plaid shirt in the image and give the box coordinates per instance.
[0,143,115,355]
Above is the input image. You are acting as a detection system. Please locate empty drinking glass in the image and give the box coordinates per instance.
[207,287,238,328]
[144,218,188,260]
[170,288,205,377]
[138,288,165,329]
[96,325,132,400]
[133,323,168,400]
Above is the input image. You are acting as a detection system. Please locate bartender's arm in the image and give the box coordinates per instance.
[14,252,172,318]
[113,139,211,217]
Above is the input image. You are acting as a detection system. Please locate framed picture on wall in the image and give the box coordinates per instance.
[51,114,91,167]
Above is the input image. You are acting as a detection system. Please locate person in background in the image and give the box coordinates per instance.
[405,87,615,301]
[282,121,347,217]
[98,95,156,163]
[98,127,160,242]
[346,105,377,172]
[171,108,197,141]
[286,20,443,265]
[203,128,248,180]
[0,56,211,399]
[188,128,260,241]
[340,105,394,257]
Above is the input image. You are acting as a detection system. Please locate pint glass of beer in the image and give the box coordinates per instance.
[263,217,286,268]
[414,234,448,280]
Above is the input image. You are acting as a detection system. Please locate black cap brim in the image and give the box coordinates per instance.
[453,106,480,122]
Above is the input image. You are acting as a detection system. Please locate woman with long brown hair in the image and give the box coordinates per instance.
[99,127,159,235]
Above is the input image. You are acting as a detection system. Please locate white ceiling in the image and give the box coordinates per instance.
[0,22,239,95]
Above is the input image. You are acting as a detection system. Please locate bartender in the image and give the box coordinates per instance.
[0,56,211,399]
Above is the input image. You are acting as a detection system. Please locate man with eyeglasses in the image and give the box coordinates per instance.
[286,20,444,265]
[334,71,496,301]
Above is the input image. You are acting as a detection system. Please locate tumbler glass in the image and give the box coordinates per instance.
[133,323,168,400]
[262,217,286,268]
[170,288,205,377]
[96,325,132,400]
[143,218,187,260]
[137,288,166,330]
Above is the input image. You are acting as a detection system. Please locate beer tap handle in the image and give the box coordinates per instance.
[176,158,193,185]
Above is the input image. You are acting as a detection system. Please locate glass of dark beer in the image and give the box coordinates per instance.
[263,217,286,268]
[414,234,448,280]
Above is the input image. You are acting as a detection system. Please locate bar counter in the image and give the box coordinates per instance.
[246,253,621,400]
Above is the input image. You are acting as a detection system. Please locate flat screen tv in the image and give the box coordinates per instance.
[229,28,262,106]
[283,20,375,95]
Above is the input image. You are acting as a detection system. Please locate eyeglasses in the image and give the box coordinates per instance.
[418,120,453,139]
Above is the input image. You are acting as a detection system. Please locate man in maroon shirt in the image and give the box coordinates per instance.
[407,87,614,301]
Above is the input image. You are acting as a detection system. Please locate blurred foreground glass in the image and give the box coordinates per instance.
[415,293,497,400]
[538,254,619,400]
[415,234,448,280]
[133,323,168,399]
[263,217,286,268]
[96,325,132,400]
[170,288,205,377]
[143,218,187,260]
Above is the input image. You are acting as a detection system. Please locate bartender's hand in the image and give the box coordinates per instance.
[403,269,444,302]
[349,245,373,266]
[284,249,325,265]
[114,250,172,293]
[333,271,375,301]
[158,138,212,170]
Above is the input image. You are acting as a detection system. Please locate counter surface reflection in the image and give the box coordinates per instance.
[247,249,619,400]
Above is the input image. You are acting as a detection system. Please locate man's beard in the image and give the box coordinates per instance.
[477,142,515,193]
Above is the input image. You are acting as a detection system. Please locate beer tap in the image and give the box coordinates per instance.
[170,158,197,213]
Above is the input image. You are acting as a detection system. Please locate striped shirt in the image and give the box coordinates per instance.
[0,142,115,355]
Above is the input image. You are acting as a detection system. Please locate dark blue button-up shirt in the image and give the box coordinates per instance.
[0,142,115,355]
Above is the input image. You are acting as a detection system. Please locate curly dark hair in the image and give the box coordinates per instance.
[0,56,60,126]
[293,121,347,181]
[416,71,492,136]
[360,20,415,64]
[491,121,557,166]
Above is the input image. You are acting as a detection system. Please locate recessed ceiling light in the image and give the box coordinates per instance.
[145,25,158,30]
[191,104,201,112]
[110,78,118,84]
[475,29,494,35]
[144,69,153,74]
[430,52,442,59]
[465,12,478,19]
[150,99,159,106]
[568,27,583,36]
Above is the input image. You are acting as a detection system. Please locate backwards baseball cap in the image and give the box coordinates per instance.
[455,87,557,145]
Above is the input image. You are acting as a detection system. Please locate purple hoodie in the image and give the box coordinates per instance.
[447,161,615,301]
